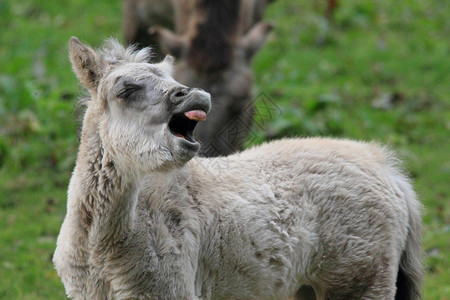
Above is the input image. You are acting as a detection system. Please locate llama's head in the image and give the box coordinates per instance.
[70,37,211,174]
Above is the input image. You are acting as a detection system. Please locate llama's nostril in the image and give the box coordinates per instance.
[170,88,191,104]
[170,88,190,103]
[174,88,189,97]
[174,91,186,98]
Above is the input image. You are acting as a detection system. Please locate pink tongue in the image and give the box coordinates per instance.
[184,110,207,121]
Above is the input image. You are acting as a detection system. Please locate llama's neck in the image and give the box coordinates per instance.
[74,126,140,247]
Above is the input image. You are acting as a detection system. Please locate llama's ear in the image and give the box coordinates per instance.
[154,55,175,76]
[69,37,104,91]
[240,22,273,60]
[149,26,187,58]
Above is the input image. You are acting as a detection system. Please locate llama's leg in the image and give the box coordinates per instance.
[359,249,400,300]
[313,246,401,300]
[322,262,398,300]
[358,268,398,300]
[319,274,397,300]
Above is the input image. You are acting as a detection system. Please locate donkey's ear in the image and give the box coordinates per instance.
[69,37,104,91]
[240,22,274,60]
[154,55,175,76]
[149,26,187,58]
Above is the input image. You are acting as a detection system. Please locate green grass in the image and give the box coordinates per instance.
[0,0,449,298]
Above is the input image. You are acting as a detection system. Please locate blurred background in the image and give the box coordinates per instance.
[0,0,448,298]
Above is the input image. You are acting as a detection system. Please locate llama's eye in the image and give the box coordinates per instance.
[117,84,142,99]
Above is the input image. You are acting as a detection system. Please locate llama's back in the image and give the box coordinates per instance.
[193,137,415,208]
[194,137,406,183]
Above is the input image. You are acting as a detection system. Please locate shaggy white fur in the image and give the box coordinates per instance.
[53,37,423,300]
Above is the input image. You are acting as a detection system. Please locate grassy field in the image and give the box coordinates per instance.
[0,0,448,299]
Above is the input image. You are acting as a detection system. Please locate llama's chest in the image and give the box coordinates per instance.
[192,198,317,299]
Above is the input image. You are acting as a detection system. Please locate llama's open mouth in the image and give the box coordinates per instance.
[168,110,207,143]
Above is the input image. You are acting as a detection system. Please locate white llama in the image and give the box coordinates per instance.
[53,37,423,300]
